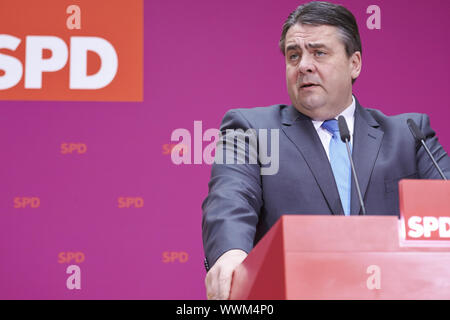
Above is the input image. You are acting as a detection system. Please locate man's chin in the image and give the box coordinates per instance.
[293,101,331,120]
[296,98,326,112]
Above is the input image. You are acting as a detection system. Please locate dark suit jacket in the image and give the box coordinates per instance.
[202,98,450,268]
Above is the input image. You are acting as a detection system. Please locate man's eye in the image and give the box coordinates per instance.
[289,54,299,60]
[315,51,326,56]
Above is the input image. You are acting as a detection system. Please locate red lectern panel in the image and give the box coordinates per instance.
[229,180,450,300]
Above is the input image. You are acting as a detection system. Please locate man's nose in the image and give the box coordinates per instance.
[298,53,316,74]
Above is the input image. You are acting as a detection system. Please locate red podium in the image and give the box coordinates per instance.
[229,180,450,299]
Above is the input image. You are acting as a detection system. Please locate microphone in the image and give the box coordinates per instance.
[338,116,367,215]
[407,119,447,180]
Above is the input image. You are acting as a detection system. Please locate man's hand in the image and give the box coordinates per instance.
[205,249,248,300]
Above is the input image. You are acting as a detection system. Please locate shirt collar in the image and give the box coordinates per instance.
[311,95,356,136]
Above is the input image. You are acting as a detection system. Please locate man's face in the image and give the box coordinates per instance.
[284,23,361,121]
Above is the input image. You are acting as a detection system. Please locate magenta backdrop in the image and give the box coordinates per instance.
[1,0,449,299]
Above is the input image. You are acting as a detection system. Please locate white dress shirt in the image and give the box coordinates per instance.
[311,95,356,161]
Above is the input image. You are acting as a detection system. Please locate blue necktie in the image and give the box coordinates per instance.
[321,119,351,216]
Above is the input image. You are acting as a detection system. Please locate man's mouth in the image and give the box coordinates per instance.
[300,83,319,89]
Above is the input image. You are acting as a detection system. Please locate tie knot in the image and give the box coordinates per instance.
[322,119,340,136]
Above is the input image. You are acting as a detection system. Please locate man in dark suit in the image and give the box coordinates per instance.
[202,1,450,300]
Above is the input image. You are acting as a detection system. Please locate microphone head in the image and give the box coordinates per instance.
[407,118,425,141]
[338,116,351,142]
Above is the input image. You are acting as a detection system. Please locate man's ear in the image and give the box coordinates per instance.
[350,51,362,80]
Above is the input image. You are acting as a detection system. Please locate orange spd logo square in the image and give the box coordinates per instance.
[0,0,143,101]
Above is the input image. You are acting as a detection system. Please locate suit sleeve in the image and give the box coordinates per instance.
[417,114,450,178]
[202,109,263,268]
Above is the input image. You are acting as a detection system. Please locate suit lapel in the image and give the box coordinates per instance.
[350,100,384,215]
[281,106,344,215]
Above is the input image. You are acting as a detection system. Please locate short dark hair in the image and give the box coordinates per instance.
[279,1,362,59]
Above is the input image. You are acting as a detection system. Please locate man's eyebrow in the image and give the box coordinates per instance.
[285,43,330,53]
[307,42,329,49]
[285,44,300,52]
